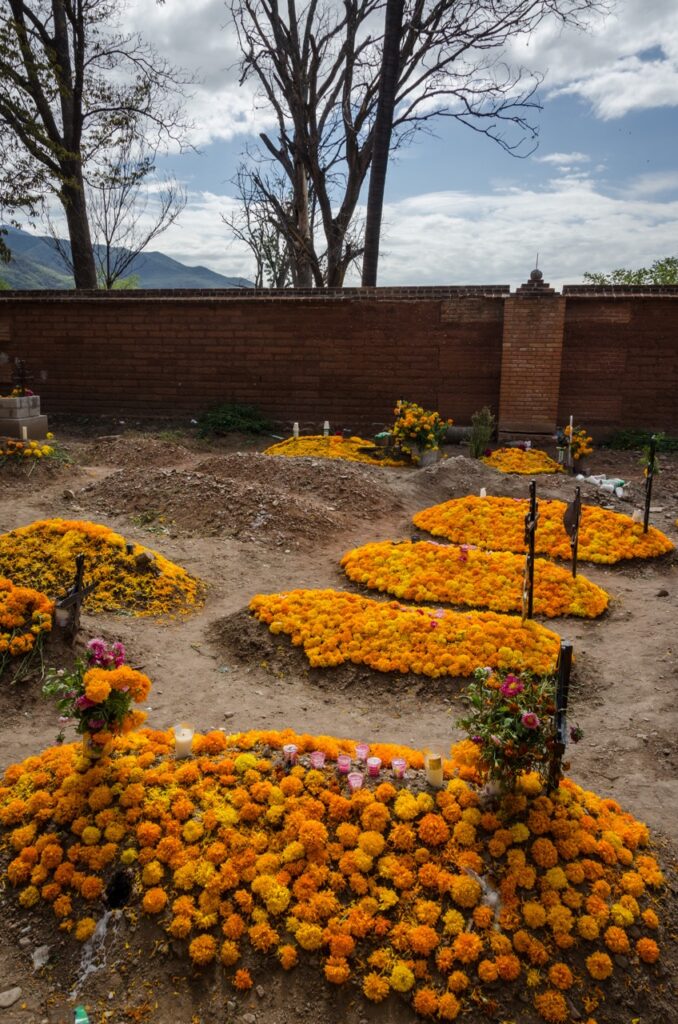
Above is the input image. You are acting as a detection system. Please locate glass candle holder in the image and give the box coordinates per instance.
[283,744,298,765]
[173,723,195,759]
[337,754,351,774]
[425,752,444,788]
[355,743,369,762]
[392,757,407,779]
[366,756,381,777]
[347,772,364,793]
[310,750,326,769]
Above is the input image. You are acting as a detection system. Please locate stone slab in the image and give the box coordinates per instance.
[0,414,49,440]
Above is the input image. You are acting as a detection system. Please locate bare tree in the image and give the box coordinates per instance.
[223,165,295,287]
[0,0,191,288]
[228,0,608,287]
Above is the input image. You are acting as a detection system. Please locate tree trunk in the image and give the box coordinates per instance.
[361,0,403,287]
[293,157,313,288]
[61,165,98,289]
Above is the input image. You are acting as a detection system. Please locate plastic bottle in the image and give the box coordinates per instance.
[74,1008,90,1024]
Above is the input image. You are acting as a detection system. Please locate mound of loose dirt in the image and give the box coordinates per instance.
[79,453,402,546]
[75,434,196,470]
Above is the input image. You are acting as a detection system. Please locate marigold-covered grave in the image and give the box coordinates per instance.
[413,496,674,564]
[250,589,561,677]
[0,519,204,617]
[0,727,666,1022]
[264,435,406,466]
[341,541,609,619]
[482,448,563,475]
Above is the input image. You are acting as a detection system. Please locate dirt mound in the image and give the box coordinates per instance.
[75,434,196,470]
[194,452,402,515]
[79,453,400,546]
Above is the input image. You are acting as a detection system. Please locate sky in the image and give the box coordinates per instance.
[102,0,678,286]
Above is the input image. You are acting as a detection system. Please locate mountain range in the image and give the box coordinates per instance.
[0,225,253,290]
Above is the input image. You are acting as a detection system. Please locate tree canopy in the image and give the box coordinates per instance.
[583,258,678,286]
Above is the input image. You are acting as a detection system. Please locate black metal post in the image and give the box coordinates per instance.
[643,435,657,534]
[549,640,573,791]
[563,487,582,578]
[523,479,538,620]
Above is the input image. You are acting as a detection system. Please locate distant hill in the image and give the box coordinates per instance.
[0,226,253,290]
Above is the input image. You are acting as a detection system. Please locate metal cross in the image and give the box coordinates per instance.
[54,554,99,643]
[549,640,573,791]
[563,487,582,578]
[643,435,657,534]
[522,479,538,620]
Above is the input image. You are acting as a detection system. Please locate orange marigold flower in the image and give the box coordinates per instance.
[277,943,298,970]
[636,937,660,963]
[586,952,613,980]
[412,987,438,1017]
[324,956,351,984]
[548,963,573,990]
[495,953,521,981]
[534,989,568,1023]
[362,972,389,1002]
[409,925,439,956]
[477,959,498,983]
[604,925,630,954]
[233,968,253,991]
[418,813,450,846]
[189,934,217,965]
[437,992,461,1020]
[452,932,483,964]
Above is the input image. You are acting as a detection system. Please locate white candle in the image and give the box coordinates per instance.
[425,752,444,789]
[21,426,28,441]
[632,509,643,523]
[293,422,299,438]
[173,723,194,759]
[323,420,330,436]
[54,606,70,628]
[479,487,487,498]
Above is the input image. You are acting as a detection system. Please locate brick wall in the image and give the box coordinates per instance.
[0,288,506,430]
[0,284,676,435]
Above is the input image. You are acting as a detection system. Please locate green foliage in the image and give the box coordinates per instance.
[0,276,9,290]
[583,257,678,286]
[469,406,496,458]
[107,274,140,291]
[605,429,678,453]
[197,402,274,437]
[457,668,559,788]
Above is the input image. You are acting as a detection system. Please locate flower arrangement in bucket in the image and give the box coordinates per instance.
[557,423,593,462]
[391,400,452,463]
[42,637,150,757]
[456,667,582,790]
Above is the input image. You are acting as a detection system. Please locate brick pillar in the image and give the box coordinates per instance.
[498,270,566,436]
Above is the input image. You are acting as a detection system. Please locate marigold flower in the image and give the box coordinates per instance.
[534,989,569,1022]
[452,932,483,964]
[142,887,168,914]
[586,952,613,980]
[362,972,389,1002]
[233,968,253,990]
[636,937,660,963]
[189,934,217,965]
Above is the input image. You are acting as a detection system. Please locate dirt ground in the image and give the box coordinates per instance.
[0,425,676,1024]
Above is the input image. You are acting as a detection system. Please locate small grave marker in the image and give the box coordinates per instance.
[522,479,538,620]
[563,486,582,578]
[643,435,657,534]
[54,554,99,643]
[549,639,573,791]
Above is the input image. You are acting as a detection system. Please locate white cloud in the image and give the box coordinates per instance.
[147,177,678,288]
[534,152,590,165]
[624,171,678,197]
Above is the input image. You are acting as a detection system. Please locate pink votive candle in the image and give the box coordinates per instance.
[355,743,370,762]
[282,743,298,765]
[337,754,351,774]
[367,756,381,777]
[347,772,364,792]
[310,750,326,769]
[392,758,406,779]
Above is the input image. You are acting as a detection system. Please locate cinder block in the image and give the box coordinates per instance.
[0,414,49,440]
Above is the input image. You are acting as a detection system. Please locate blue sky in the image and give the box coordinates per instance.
[117,0,678,287]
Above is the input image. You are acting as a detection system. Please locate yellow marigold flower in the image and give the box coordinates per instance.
[182,819,204,843]
[543,867,568,890]
[577,915,600,940]
[522,901,547,928]
[141,860,164,887]
[586,952,613,980]
[443,909,465,936]
[80,826,101,847]
[18,885,40,908]
[75,918,97,942]
[362,972,389,1002]
[609,902,634,927]
[389,963,414,992]
[189,934,217,965]
[394,792,419,821]
[295,922,324,951]
[450,875,481,909]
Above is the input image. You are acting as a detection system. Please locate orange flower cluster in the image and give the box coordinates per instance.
[340,541,609,619]
[0,437,55,464]
[0,576,52,675]
[413,496,674,565]
[264,435,405,467]
[0,728,665,1021]
[250,589,561,677]
[0,519,204,617]
[482,448,563,475]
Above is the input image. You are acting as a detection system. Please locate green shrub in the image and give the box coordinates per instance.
[197,402,274,437]
[469,406,496,458]
[605,429,678,452]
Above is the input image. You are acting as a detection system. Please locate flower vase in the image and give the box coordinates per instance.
[82,731,105,760]
[411,445,441,468]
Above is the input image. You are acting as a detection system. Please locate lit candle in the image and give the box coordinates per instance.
[425,752,444,788]
[337,754,351,774]
[355,743,369,762]
[310,750,325,769]
[293,422,299,438]
[323,420,330,436]
[347,772,363,792]
[632,509,643,524]
[479,487,487,498]
[173,723,194,759]
[392,758,406,779]
[54,606,70,628]
[283,743,298,765]
[21,426,28,441]
[366,756,381,777]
